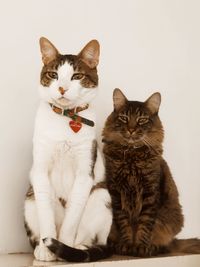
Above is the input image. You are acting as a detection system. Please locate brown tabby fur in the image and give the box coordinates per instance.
[102,89,200,257]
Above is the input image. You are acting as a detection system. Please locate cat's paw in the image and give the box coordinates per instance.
[115,242,133,255]
[133,244,151,257]
[34,243,57,262]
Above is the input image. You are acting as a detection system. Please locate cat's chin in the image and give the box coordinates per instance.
[126,139,144,149]
[53,97,75,109]
[57,97,71,106]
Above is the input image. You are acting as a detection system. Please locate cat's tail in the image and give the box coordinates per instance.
[167,238,200,255]
[43,238,112,262]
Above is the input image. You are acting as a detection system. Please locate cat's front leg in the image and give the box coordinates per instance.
[59,142,95,246]
[109,191,134,255]
[31,165,57,261]
[31,145,57,261]
[134,218,155,257]
[59,176,93,246]
[59,173,93,246]
[133,176,159,257]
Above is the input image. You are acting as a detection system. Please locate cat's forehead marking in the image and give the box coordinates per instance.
[120,102,148,120]
[135,108,144,117]
[135,107,140,115]
[57,61,73,81]
[129,102,148,117]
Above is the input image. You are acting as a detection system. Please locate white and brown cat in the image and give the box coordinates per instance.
[24,37,112,261]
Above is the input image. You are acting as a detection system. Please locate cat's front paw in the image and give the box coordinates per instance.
[34,242,57,262]
[133,244,151,257]
[115,242,133,255]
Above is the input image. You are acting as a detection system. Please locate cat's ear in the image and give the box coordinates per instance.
[78,40,100,68]
[145,92,161,114]
[39,37,59,65]
[113,88,127,111]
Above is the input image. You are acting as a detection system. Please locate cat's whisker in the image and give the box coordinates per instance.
[142,138,151,149]
[144,136,156,147]
[142,137,152,147]
[142,138,160,155]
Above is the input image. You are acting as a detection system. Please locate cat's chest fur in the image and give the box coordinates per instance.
[47,141,75,200]
[34,101,96,142]
[105,147,156,216]
[116,161,144,216]
[32,101,96,200]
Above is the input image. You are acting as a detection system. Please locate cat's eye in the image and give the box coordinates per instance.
[137,116,149,125]
[46,72,58,80]
[118,115,129,123]
[71,73,85,80]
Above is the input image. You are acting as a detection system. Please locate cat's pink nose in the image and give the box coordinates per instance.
[58,87,66,95]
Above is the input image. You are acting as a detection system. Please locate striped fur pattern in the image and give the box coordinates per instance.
[102,89,200,257]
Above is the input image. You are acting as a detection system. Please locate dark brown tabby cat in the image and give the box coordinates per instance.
[103,88,200,257]
[45,89,200,261]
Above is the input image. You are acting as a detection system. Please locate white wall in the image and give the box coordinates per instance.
[0,0,199,253]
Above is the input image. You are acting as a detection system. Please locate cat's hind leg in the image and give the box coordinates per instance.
[74,187,112,249]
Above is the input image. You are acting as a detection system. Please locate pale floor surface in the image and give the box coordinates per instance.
[0,254,200,267]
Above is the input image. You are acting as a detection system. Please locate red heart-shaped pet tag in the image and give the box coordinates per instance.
[69,120,82,133]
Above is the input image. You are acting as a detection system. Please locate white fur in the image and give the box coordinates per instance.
[43,238,53,247]
[39,63,97,109]
[24,61,112,261]
[34,241,56,262]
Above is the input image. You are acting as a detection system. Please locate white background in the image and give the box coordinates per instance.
[0,0,199,253]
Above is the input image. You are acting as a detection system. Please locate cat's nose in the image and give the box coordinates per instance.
[58,87,66,95]
[128,129,135,135]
